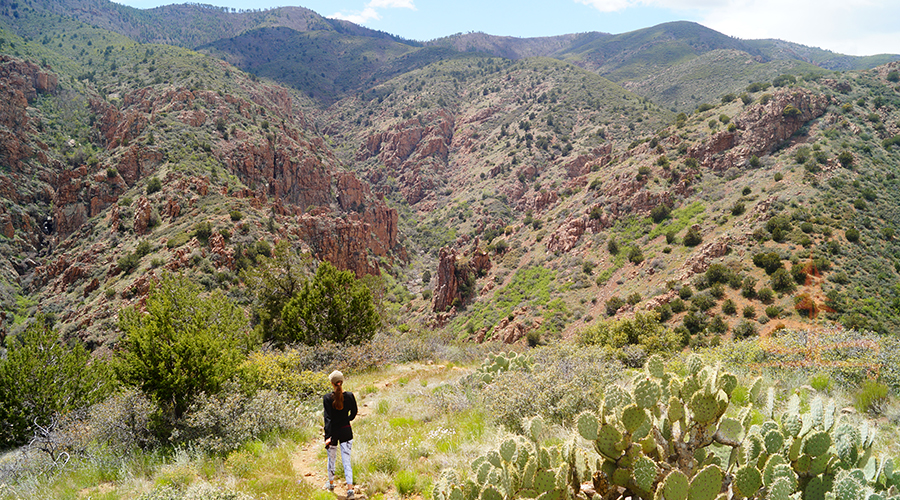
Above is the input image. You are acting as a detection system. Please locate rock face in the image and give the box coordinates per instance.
[689,88,829,171]
[432,242,491,312]
[356,110,454,204]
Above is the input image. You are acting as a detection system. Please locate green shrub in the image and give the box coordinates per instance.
[721,299,737,315]
[691,293,716,312]
[742,305,756,319]
[281,261,381,345]
[627,246,644,264]
[845,227,860,242]
[236,350,330,398]
[229,209,242,221]
[605,296,626,316]
[172,384,302,453]
[116,274,253,422]
[0,315,115,447]
[192,221,213,244]
[682,226,702,246]
[146,176,162,195]
[167,232,190,248]
[650,204,671,223]
[395,470,419,497]
[809,373,832,393]
[770,268,796,292]
[678,285,693,300]
[757,287,774,304]
[752,252,783,274]
[854,379,889,415]
[732,320,758,339]
[765,305,781,319]
[670,298,686,314]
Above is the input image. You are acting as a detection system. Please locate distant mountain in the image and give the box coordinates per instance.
[5,0,417,48]
[1,0,900,347]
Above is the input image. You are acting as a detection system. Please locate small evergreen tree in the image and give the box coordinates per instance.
[116,274,252,422]
[281,261,381,345]
[0,315,114,447]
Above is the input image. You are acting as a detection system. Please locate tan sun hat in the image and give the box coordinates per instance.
[329,370,344,385]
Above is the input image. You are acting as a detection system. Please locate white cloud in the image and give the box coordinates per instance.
[575,0,900,55]
[329,0,416,26]
[368,0,416,9]
[330,6,381,24]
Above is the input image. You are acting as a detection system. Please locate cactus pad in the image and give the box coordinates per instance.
[634,455,657,492]
[764,429,785,454]
[668,396,685,422]
[533,470,555,493]
[733,465,762,498]
[767,477,793,500]
[528,415,545,442]
[687,354,703,375]
[688,464,724,500]
[646,354,666,378]
[834,473,863,500]
[804,431,831,458]
[595,424,623,460]
[604,385,633,413]
[662,470,690,500]
[480,485,503,500]
[486,450,502,468]
[635,378,662,409]
[690,393,719,424]
[781,412,802,437]
[717,417,744,443]
[804,476,828,500]
[622,404,648,434]
[763,454,786,486]
[748,377,763,403]
[718,373,738,397]
[577,412,599,441]
[500,438,516,463]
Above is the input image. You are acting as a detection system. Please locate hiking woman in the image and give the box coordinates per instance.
[324,370,358,498]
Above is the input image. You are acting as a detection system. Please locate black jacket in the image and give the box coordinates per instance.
[323,391,357,443]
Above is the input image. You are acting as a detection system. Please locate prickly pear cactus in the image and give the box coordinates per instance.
[468,352,533,385]
[572,354,900,500]
[433,416,582,500]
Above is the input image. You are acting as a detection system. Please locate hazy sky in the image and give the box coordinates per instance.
[114,0,900,56]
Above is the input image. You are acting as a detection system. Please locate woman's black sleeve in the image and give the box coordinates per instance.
[348,393,358,421]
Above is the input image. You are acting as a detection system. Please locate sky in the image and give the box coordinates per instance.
[114,0,900,57]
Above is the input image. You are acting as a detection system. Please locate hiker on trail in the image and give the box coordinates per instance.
[324,370,358,498]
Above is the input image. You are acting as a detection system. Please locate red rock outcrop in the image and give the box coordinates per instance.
[132,196,152,235]
[689,88,829,171]
[677,234,732,280]
[432,241,492,313]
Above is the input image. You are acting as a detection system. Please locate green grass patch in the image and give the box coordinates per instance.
[449,266,556,336]
[648,201,706,239]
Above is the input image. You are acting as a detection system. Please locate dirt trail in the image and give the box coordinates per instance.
[291,363,454,500]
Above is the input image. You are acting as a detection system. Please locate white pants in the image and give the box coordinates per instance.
[327,440,353,485]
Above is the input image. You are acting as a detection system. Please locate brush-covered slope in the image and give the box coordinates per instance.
[1,0,899,352]
[197,27,454,104]
[0,19,403,347]
[2,0,415,49]
[322,56,900,344]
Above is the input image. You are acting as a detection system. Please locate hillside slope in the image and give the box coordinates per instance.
[0,3,898,350]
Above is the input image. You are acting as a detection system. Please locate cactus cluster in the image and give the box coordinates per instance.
[439,353,899,499]
[573,354,900,500]
[433,415,584,500]
[470,352,532,385]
